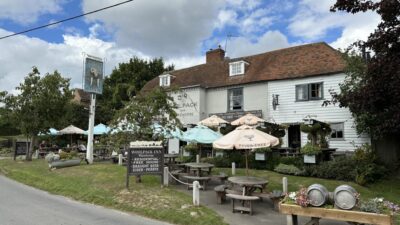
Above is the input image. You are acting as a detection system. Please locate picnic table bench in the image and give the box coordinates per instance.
[226,193,259,215]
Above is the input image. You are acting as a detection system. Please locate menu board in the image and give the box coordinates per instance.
[14,141,30,160]
[127,148,164,175]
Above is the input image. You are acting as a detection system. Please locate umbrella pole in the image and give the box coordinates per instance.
[245,149,249,176]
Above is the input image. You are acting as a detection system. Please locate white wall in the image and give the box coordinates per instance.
[267,73,370,151]
[205,83,269,119]
[174,73,370,151]
[171,87,202,125]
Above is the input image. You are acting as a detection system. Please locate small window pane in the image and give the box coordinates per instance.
[330,123,344,139]
[228,88,243,111]
[230,62,243,76]
[310,83,322,99]
[296,85,308,101]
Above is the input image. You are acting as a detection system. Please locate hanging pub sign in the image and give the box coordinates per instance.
[83,55,104,94]
[126,141,164,188]
[14,141,30,160]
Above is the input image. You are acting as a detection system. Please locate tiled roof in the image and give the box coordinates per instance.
[142,42,346,91]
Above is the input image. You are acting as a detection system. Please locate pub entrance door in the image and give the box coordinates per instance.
[288,125,301,148]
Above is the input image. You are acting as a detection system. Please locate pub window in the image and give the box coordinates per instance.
[229,61,245,76]
[310,82,323,100]
[295,82,323,101]
[228,88,243,111]
[330,122,344,139]
[159,74,171,87]
[295,84,308,101]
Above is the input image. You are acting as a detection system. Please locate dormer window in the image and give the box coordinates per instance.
[229,61,247,76]
[159,74,171,87]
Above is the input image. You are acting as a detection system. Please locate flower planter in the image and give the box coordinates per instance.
[279,203,394,225]
[49,159,81,169]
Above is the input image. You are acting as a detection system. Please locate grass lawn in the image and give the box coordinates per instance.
[1,159,399,225]
[214,168,400,204]
[0,159,226,225]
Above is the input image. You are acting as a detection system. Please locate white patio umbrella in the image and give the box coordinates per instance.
[58,125,86,145]
[198,115,228,127]
[213,125,279,175]
[231,113,266,126]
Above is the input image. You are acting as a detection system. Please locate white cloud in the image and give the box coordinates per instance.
[82,0,225,58]
[225,30,290,58]
[0,0,63,25]
[0,28,142,93]
[215,10,238,29]
[288,0,380,48]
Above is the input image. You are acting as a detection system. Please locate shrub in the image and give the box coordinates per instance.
[303,156,356,181]
[279,156,303,168]
[184,144,198,155]
[274,163,303,175]
[300,142,321,155]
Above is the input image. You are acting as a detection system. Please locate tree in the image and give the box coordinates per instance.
[0,67,71,160]
[97,57,174,124]
[327,0,400,139]
[110,87,181,148]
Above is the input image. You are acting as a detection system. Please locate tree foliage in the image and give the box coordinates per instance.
[0,67,71,160]
[327,0,400,138]
[109,87,181,147]
[97,57,174,124]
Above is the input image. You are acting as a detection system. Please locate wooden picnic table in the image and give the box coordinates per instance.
[184,162,214,176]
[228,176,268,196]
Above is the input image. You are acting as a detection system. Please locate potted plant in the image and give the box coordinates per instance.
[253,147,272,161]
[300,143,321,164]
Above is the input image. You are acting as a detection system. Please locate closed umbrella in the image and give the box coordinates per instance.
[231,113,266,126]
[213,125,279,175]
[198,115,228,127]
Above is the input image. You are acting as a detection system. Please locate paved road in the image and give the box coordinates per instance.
[0,175,171,225]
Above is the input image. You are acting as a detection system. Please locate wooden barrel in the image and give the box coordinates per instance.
[334,185,358,210]
[307,184,329,207]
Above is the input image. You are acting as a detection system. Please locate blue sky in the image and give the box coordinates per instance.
[0,0,380,93]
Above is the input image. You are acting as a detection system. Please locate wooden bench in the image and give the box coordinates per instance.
[214,185,227,204]
[183,176,211,190]
[226,194,260,215]
[252,190,284,211]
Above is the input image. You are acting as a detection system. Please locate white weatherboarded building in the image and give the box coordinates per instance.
[142,43,370,152]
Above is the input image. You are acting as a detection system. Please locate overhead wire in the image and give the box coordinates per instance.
[0,0,134,40]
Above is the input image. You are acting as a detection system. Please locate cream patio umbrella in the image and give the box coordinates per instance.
[213,125,279,175]
[231,113,266,126]
[58,125,86,146]
[198,115,228,127]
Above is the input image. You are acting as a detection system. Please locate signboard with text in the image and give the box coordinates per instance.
[126,144,164,188]
[127,148,164,175]
[14,141,30,160]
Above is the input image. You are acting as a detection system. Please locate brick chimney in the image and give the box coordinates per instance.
[206,45,225,64]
